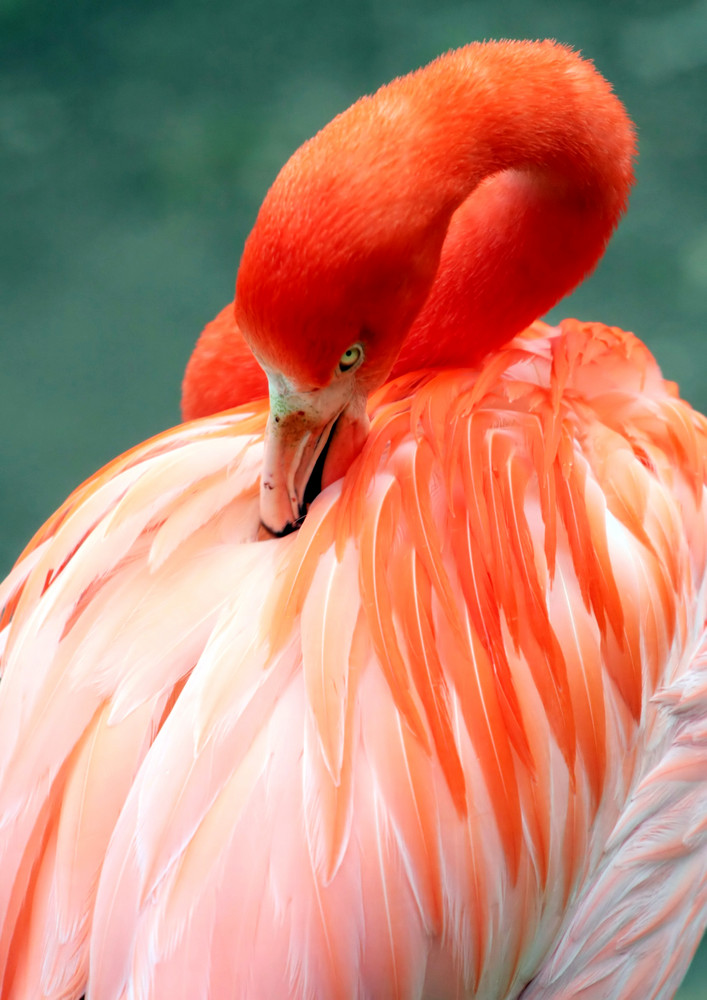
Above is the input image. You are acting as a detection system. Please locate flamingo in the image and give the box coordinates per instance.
[0,38,706,999]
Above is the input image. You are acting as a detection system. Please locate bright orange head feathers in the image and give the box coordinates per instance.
[233,99,451,393]
[232,40,634,396]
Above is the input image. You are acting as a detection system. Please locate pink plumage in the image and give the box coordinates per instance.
[1,40,706,999]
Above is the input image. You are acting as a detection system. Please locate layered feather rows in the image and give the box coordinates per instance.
[0,320,705,997]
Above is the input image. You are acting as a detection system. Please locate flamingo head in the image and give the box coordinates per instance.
[209,41,634,536]
[235,97,454,535]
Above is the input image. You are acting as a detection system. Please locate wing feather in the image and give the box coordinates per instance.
[2,321,707,998]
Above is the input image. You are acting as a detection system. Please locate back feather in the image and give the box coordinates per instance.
[0,321,706,999]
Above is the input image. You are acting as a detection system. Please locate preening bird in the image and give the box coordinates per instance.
[1,39,706,1000]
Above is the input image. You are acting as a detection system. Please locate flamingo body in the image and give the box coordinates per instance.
[1,40,706,1000]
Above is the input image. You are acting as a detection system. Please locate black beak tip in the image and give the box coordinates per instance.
[261,518,299,538]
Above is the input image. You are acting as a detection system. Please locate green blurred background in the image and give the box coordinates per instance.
[0,0,705,992]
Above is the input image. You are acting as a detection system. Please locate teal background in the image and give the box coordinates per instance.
[0,0,705,993]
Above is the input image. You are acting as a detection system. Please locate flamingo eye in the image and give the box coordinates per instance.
[336,343,364,375]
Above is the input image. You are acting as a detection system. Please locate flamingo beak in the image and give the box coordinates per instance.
[259,372,369,536]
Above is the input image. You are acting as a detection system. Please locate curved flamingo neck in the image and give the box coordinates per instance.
[383,43,635,376]
[391,163,629,379]
[182,41,634,420]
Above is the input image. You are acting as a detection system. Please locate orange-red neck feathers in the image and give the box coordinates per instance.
[183,40,635,419]
[182,303,267,419]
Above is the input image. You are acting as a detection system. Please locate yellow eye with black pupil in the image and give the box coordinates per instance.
[336,344,363,374]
